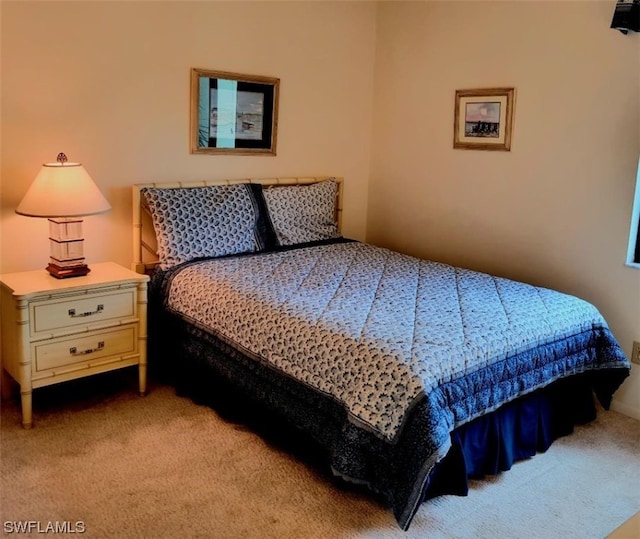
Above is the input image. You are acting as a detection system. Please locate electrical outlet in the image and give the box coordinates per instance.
[632,341,640,365]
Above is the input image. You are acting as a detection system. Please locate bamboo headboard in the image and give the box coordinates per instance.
[132,176,344,274]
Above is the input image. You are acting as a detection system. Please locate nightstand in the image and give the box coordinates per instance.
[0,262,149,428]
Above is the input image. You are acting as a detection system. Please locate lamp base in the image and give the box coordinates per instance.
[46,263,91,279]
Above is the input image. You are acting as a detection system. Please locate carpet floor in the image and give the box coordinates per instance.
[1,370,639,539]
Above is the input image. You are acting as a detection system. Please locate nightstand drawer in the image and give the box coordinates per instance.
[33,326,138,373]
[31,288,137,338]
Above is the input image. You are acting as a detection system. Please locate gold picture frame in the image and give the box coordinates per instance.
[453,88,515,151]
[190,68,279,156]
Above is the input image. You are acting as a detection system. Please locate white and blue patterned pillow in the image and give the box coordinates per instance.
[262,180,340,246]
[142,184,259,270]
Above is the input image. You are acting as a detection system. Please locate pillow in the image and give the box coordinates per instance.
[262,180,340,246]
[142,184,259,270]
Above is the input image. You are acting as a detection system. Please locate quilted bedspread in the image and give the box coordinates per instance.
[161,241,629,527]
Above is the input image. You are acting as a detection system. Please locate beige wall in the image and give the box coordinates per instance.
[0,1,376,273]
[369,1,640,416]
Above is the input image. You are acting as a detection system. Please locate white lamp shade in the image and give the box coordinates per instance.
[16,161,111,218]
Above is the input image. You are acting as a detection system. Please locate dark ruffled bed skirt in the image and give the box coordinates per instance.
[423,374,596,501]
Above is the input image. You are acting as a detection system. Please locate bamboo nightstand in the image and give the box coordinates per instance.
[0,262,149,428]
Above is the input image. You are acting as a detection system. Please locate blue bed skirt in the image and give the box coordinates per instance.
[422,374,596,500]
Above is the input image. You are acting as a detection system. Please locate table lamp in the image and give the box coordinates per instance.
[15,153,111,278]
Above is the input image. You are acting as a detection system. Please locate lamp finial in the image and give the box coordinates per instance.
[56,152,68,164]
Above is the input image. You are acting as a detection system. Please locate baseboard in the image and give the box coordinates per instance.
[610,398,640,421]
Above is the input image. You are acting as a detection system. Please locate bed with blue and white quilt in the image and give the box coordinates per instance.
[136,177,630,530]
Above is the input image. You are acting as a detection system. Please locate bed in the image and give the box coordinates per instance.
[132,176,630,530]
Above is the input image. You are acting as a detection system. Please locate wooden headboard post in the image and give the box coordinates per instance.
[132,176,344,274]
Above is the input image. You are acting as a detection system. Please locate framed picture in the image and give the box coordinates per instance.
[190,68,280,155]
[453,88,515,151]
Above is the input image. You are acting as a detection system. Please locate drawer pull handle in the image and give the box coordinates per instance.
[68,304,104,318]
[69,341,105,356]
